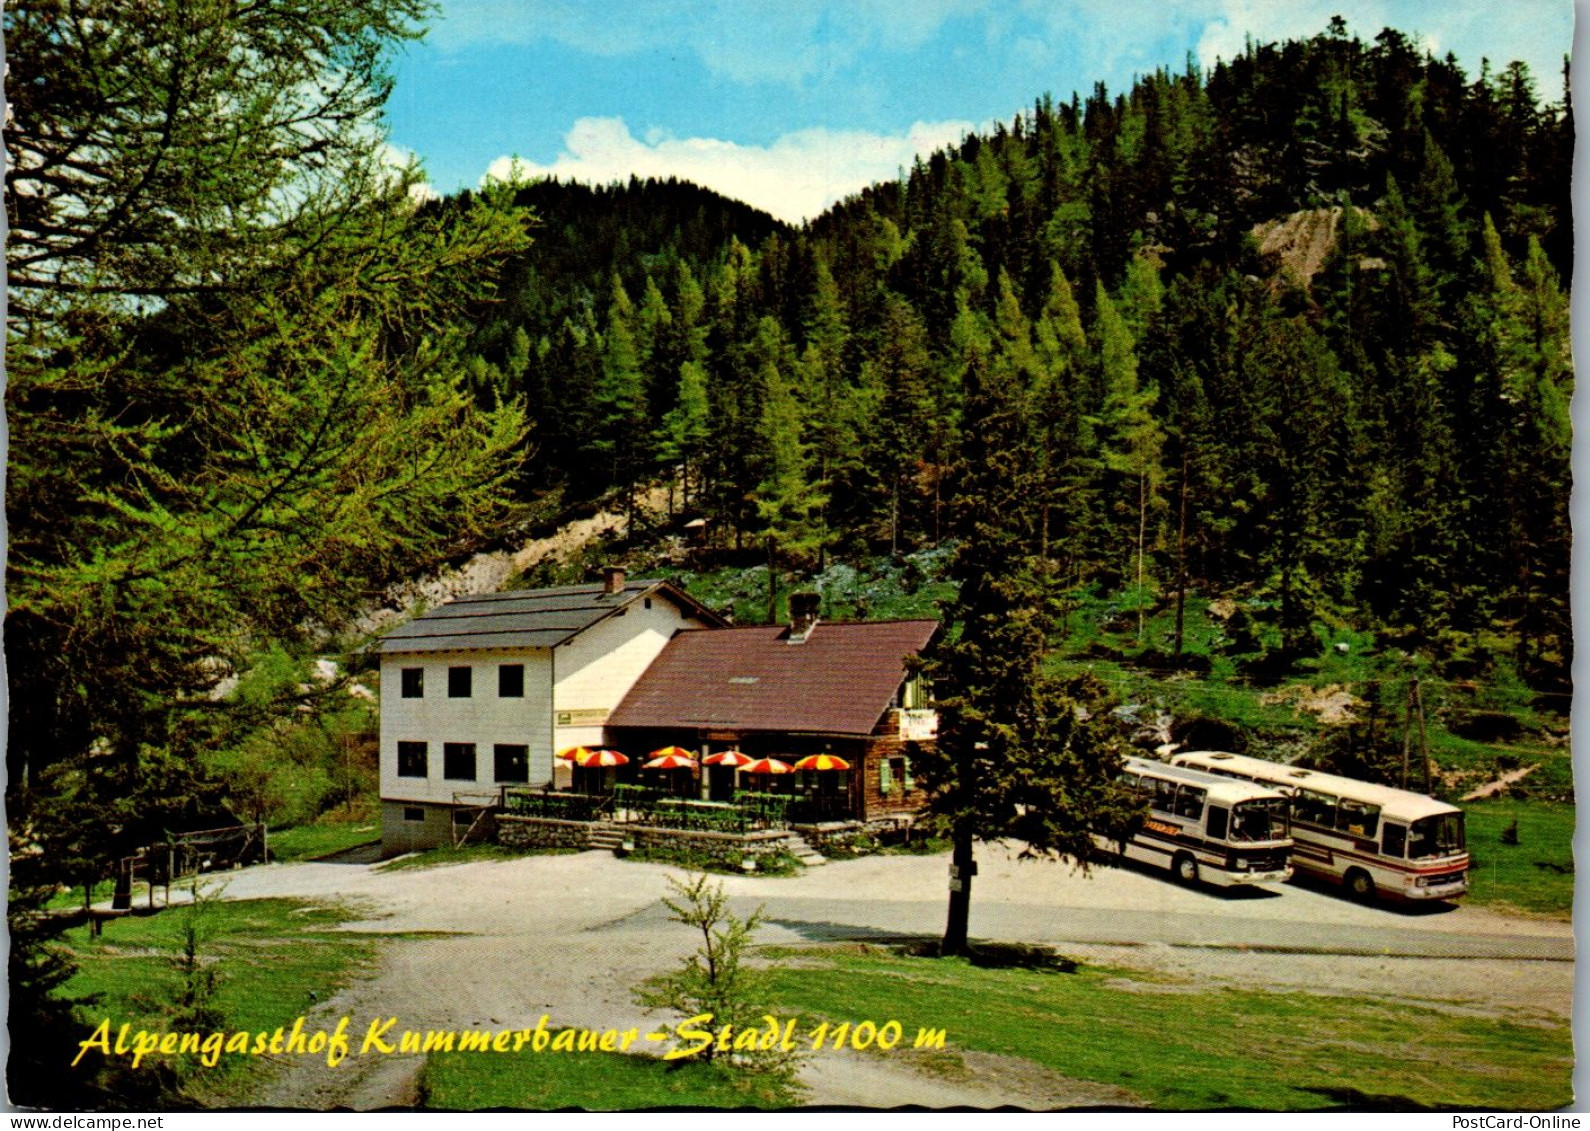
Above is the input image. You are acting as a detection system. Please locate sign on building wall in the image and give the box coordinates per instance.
[555,708,609,727]
[898,708,938,741]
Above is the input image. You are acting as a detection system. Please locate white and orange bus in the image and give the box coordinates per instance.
[1171,750,1468,901]
[1109,757,1294,888]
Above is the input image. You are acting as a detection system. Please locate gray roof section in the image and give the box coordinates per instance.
[378,580,714,655]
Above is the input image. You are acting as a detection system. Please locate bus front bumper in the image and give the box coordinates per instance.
[1211,866,1293,887]
[1404,871,1468,899]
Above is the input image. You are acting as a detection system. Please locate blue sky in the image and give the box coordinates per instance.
[384,0,1575,224]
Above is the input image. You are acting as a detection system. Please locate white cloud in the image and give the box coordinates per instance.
[483,116,975,224]
[379,142,439,204]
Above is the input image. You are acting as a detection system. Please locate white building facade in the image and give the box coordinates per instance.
[377,570,720,853]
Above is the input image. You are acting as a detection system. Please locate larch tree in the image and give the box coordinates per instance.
[1093,283,1166,641]
[5,2,533,1102]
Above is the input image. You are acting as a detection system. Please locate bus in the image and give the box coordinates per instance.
[1109,757,1294,888]
[1171,750,1468,902]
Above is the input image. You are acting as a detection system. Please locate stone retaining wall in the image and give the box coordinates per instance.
[625,825,793,869]
[496,814,599,851]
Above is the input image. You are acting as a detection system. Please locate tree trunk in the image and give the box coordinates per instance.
[766,536,778,625]
[941,827,975,956]
[1136,469,1148,643]
[1174,451,1188,658]
[891,476,900,559]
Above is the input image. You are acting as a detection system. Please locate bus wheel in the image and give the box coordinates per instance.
[1174,853,1199,885]
[1346,868,1375,901]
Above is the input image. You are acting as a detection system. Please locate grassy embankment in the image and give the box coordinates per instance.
[268,820,380,862]
[418,941,1570,1111]
[62,896,378,1104]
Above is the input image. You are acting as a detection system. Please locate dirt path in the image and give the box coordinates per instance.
[204,847,1570,1110]
[1461,764,1539,801]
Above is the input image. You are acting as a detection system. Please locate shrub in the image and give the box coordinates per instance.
[633,872,801,1096]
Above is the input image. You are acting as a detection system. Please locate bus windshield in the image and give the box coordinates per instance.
[1408,812,1465,859]
[1230,798,1289,841]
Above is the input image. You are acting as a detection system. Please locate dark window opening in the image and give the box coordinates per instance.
[498,664,524,698]
[403,807,424,822]
[444,742,477,781]
[397,741,428,778]
[494,744,529,783]
[449,666,472,698]
[1382,823,1408,859]
[401,668,423,698]
[1206,806,1229,840]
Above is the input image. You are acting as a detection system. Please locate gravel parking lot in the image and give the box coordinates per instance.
[189,845,1571,1109]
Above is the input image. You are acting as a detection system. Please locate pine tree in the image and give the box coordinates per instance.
[918,345,1140,956]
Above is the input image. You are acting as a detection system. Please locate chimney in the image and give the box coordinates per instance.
[788,591,821,642]
[601,566,626,595]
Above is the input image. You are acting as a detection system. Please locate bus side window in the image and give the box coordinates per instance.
[1293,789,1336,828]
[1206,806,1229,840]
[1382,823,1407,858]
[1336,798,1381,838]
[1175,785,1205,821]
[1152,778,1177,814]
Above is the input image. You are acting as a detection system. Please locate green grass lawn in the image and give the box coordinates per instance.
[1462,800,1575,916]
[420,1049,792,1109]
[63,896,376,1104]
[268,820,380,862]
[758,947,1571,1111]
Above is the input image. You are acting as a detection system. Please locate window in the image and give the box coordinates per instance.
[403,807,424,822]
[1382,823,1407,859]
[449,667,472,698]
[498,664,524,698]
[1335,798,1381,839]
[879,758,893,792]
[1205,806,1229,840]
[1292,789,1337,829]
[397,741,428,778]
[443,742,477,781]
[1150,777,1178,814]
[401,668,423,698]
[1173,785,1206,821]
[494,744,529,783]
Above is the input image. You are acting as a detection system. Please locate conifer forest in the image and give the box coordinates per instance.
[3,3,1575,1108]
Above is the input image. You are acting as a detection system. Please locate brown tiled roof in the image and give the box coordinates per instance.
[607,620,938,736]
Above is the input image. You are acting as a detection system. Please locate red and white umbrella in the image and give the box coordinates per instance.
[575,748,629,768]
[793,754,851,772]
[648,745,697,762]
[742,757,793,775]
[644,752,699,770]
[557,746,590,762]
[703,750,753,768]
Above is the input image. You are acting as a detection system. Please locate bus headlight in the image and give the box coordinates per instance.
[1235,858,1248,870]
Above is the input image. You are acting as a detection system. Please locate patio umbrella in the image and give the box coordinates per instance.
[647,745,697,762]
[703,750,753,767]
[643,752,699,770]
[742,757,793,774]
[556,746,590,762]
[793,754,851,772]
[575,748,629,768]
